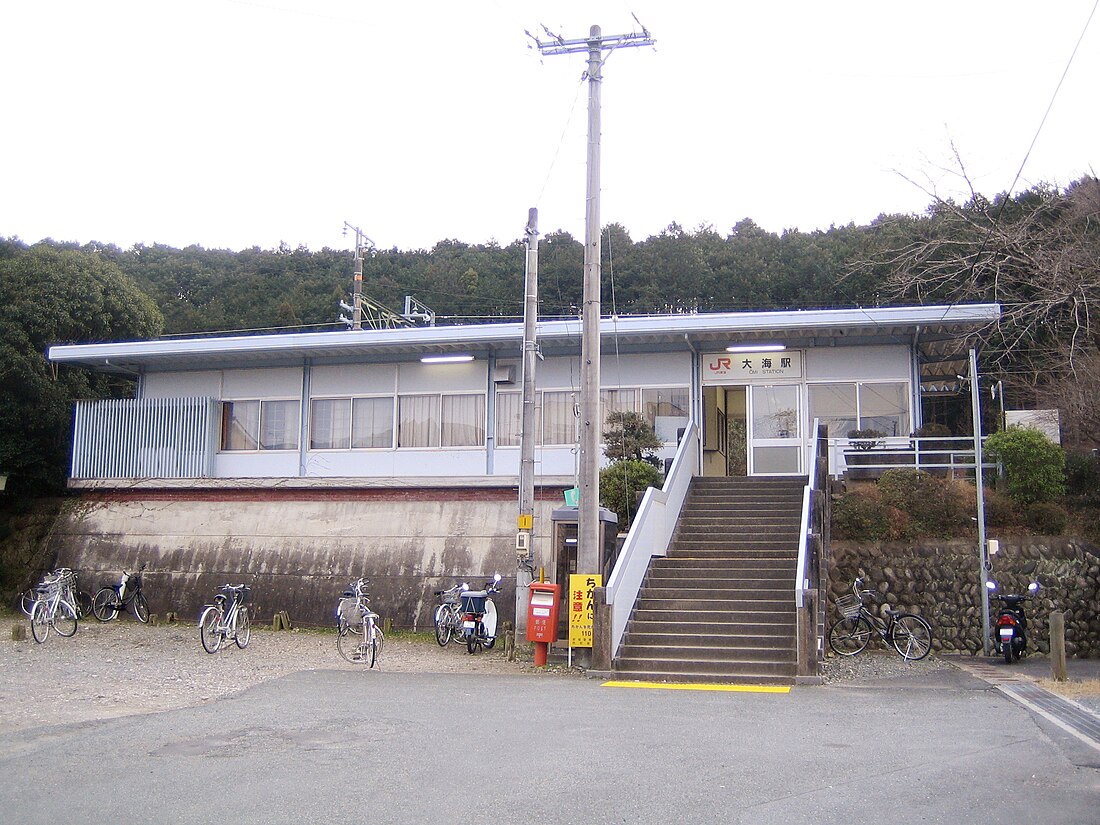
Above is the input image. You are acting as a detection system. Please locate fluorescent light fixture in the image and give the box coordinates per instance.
[420,354,475,364]
[726,343,785,353]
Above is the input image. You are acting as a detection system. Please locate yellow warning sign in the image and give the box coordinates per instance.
[568,573,602,648]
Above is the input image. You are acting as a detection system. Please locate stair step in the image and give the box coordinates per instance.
[613,656,798,677]
[626,620,796,636]
[619,644,795,663]
[631,608,796,624]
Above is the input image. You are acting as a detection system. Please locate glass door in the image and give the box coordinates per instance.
[748,385,803,475]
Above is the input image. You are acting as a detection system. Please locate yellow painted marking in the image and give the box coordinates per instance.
[601,681,790,694]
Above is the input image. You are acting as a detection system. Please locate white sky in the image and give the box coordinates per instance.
[2,1,1097,254]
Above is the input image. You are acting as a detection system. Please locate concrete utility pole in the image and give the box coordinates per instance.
[530,21,654,579]
[343,222,373,331]
[516,207,539,636]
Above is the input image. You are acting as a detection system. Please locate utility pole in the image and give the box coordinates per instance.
[516,207,539,637]
[530,21,654,583]
[970,348,992,655]
[343,222,373,331]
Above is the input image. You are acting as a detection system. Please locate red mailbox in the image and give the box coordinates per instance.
[527,582,561,666]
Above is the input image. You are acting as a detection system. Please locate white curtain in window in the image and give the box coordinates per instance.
[600,388,636,431]
[311,398,351,450]
[495,391,521,447]
[641,387,689,442]
[398,394,439,448]
[441,394,485,447]
[542,390,578,446]
[353,397,394,448]
[260,400,300,451]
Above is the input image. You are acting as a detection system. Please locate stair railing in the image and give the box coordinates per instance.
[604,419,699,659]
[795,419,829,677]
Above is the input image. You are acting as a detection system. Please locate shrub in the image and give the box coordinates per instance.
[1064,452,1100,496]
[1025,501,1068,535]
[985,427,1065,505]
[876,468,972,538]
[846,428,885,450]
[832,488,889,540]
[983,488,1024,530]
[599,459,663,529]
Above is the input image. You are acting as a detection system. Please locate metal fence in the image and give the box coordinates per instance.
[71,397,220,479]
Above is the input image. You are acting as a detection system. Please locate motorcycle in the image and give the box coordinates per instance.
[459,573,502,654]
[986,579,1040,664]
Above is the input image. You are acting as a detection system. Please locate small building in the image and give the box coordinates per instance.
[46,303,999,642]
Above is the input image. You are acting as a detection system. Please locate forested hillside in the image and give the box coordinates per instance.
[2,175,1098,495]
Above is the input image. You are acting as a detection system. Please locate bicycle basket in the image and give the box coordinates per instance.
[835,593,862,619]
[337,596,364,625]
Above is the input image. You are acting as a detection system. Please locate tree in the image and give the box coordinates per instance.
[0,241,163,495]
[984,427,1066,505]
[599,459,663,530]
[602,411,662,467]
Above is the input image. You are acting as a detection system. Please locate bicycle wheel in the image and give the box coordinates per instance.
[92,588,120,622]
[132,593,150,624]
[74,590,94,620]
[467,620,482,654]
[19,589,38,617]
[891,614,932,661]
[53,600,78,637]
[199,606,223,654]
[30,600,51,643]
[234,606,251,649]
[434,604,452,646]
[829,616,873,656]
[337,621,368,664]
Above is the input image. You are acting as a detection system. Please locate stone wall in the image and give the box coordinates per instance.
[828,537,1100,657]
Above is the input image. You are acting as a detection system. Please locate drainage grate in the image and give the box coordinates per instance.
[999,682,1100,754]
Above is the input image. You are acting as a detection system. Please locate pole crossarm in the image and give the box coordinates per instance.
[527,22,655,56]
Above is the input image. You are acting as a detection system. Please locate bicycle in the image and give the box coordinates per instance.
[828,576,933,661]
[28,570,80,643]
[21,568,93,620]
[198,584,252,653]
[92,563,150,623]
[336,577,384,667]
[432,583,464,646]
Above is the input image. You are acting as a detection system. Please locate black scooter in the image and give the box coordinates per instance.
[986,579,1040,664]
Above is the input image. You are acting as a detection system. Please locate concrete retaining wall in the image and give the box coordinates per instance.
[48,488,567,629]
[828,537,1100,657]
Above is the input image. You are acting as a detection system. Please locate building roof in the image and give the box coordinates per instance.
[47,303,1000,381]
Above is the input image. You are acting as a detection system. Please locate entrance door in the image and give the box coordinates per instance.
[748,385,803,475]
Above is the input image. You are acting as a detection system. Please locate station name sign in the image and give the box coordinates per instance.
[702,351,802,384]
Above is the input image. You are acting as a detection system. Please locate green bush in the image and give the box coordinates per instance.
[599,460,663,529]
[985,427,1065,505]
[1064,452,1100,496]
[876,468,972,538]
[832,488,889,540]
[983,488,1024,530]
[1025,501,1068,535]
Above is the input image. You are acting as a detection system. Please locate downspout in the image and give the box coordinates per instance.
[299,360,311,477]
[911,326,923,430]
[486,352,496,475]
[685,334,702,475]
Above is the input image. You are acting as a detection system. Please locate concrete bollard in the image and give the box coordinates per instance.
[383,617,393,634]
[272,610,292,631]
[149,614,159,627]
[165,611,178,625]
[500,620,516,661]
[1050,611,1067,682]
[12,624,27,642]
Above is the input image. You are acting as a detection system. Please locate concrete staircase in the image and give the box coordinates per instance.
[612,476,806,685]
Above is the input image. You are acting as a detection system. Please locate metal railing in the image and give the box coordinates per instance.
[71,397,220,479]
[605,420,699,659]
[827,435,997,478]
[795,420,829,677]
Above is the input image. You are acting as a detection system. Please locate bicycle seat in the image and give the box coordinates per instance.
[885,609,902,619]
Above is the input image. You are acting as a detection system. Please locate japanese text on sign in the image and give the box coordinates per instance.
[701,351,802,384]
[568,573,602,648]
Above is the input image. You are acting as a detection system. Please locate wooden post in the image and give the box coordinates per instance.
[590,586,611,673]
[12,624,27,641]
[1049,611,1067,682]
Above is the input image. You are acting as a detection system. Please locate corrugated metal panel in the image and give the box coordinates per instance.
[71,397,218,479]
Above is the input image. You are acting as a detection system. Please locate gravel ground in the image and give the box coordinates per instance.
[0,613,568,735]
[4,613,1097,736]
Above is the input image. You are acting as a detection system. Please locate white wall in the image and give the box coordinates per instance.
[805,345,910,381]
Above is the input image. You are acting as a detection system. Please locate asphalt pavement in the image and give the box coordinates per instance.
[1,665,1098,825]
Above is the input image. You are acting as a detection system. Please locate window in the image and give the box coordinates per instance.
[352,397,394,448]
[542,390,578,445]
[398,394,440,448]
[808,384,857,438]
[495,390,542,448]
[222,400,299,451]
[807,382,910,438]
[641,387,689,442]
[441,394,485,447]
[311,398,351,450]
